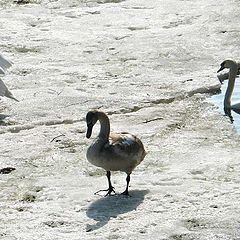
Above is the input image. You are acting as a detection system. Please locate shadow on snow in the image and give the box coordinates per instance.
[86,189,149,232]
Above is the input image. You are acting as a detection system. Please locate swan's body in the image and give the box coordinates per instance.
[217,59,240,115]
[0,54,18,101]
[86,110,146,196]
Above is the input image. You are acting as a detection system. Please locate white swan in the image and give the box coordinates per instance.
[0,54,18,101]
[86,110,146,196]
[217,59,240,116]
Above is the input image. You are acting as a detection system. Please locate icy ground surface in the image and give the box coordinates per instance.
[0,0,240,239]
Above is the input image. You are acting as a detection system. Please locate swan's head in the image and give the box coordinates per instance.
[217,59,237,73]
[86,110,99,138]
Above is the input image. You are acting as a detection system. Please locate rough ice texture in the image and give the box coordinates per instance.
[0,0,240,239]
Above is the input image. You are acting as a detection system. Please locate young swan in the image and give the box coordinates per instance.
[217,59,240,116]
[86,110,146,196]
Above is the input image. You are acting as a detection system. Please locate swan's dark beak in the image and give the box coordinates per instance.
[86,123,93,138]
[217,65,225,73]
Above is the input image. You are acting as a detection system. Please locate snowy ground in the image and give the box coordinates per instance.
[0,0,240,239]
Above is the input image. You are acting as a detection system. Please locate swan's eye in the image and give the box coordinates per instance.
[221,61,226,68]
[86,111,98,125]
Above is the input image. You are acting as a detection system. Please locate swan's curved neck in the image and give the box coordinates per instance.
[97,112,110,141]
[224,65,238,108]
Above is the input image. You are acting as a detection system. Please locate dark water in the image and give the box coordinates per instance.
[211,78,240,132]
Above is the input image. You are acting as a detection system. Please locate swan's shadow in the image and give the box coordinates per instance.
[86,189,149,232]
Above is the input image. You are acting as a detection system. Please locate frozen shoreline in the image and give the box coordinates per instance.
[0,0,240,239]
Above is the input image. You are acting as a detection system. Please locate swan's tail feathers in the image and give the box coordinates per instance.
[0,54,12,74]
[0,79,18,102]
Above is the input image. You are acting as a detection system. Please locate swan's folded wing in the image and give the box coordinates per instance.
[108,132,143,158]
[0,79,18,101]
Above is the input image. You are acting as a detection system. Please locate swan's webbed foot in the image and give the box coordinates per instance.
[94,186,116,196]
[94,171,116,196]
[121,189,131,197]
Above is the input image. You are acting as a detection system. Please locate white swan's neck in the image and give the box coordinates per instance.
[224,64,238,109]
[97,112,110,141]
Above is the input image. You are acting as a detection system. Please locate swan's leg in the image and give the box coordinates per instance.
[94,171,116,196]
[121,174,131,196]
[106,171,115,196]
